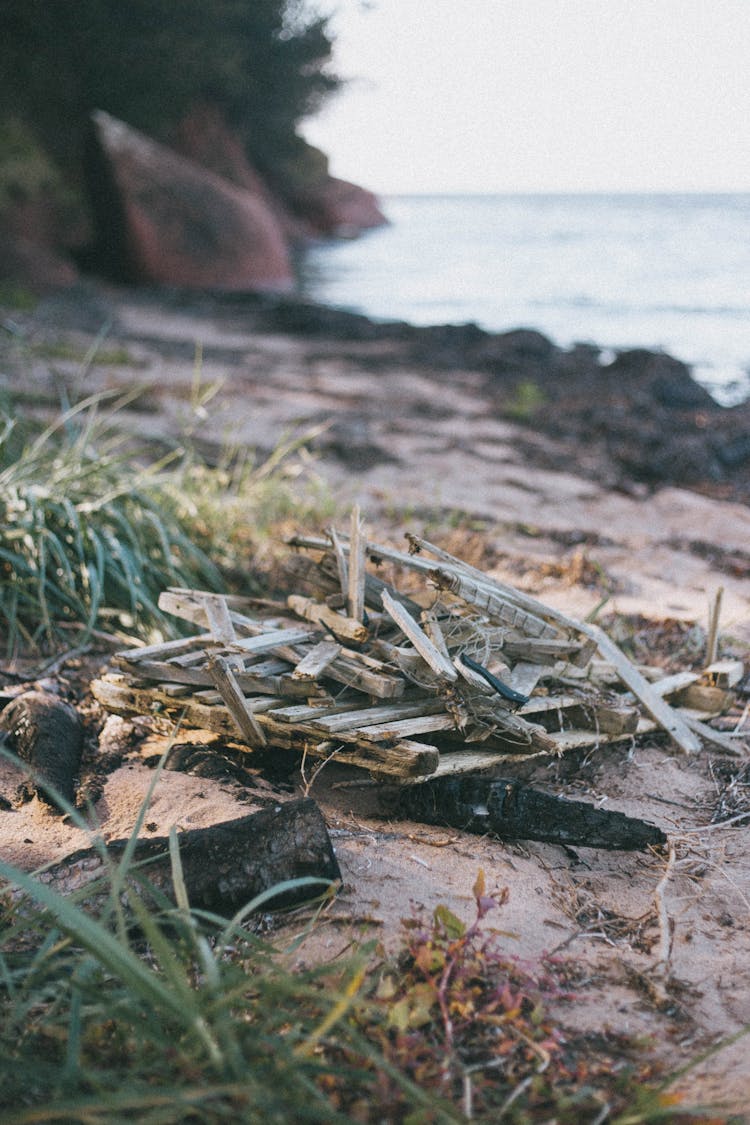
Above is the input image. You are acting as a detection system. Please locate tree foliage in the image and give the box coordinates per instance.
[0,0,338,177]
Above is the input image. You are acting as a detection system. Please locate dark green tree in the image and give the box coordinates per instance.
[0,0,338,178]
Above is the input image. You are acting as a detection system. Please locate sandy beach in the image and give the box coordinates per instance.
[2,284,749,1115]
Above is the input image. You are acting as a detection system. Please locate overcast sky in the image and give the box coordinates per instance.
[301,0,750,194]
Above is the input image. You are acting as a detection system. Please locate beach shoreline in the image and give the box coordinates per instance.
[2,280,750,1115]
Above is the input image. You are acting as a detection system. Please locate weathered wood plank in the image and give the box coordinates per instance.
[291,641,342,681]
[118,633,214,663]
[201,594,236,644]
[287,595,368,643]
[206,656,267,747]
[582,625,701,755]
[381,590,457,682]
[702,659,745,689]
[356,712,459,742]
[307,699,445,734]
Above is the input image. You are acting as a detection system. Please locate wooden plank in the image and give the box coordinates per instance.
[582,625,701,755]
[380,590,457,682]
[291,641,342,681]
[201,594,236,644]
[680,715,745,756]
[92,677,239,738]
[507,662,546,697]
[651,671,700,697]
[229,627,313,654]
[702,659,745,690]
[308,699,445,734]
[207,656,267,747]
[502,637,596,667]
[267,699,362,723]
[287,595,368,643]
[117,658,311,696]
[420,746,549,780]
[118,633,214,663]
[304,739,439,779]
[322,655,405,699]
[357,713,459,742]
[329,526,349,599]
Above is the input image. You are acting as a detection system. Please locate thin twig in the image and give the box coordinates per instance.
[652,840,676,972]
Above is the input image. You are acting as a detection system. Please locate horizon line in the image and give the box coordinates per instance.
[374,187,750,197]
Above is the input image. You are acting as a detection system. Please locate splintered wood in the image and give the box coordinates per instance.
[92,518,743,783]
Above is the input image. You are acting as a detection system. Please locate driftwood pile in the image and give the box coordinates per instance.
[93,511,743,786]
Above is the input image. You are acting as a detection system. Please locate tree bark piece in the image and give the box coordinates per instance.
[25,799,341,915]
[398,776,667,851]
[0,691,83,811]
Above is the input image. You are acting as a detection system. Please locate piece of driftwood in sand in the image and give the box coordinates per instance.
[20,799,341,916]
[0,691,83,810]
[398,776,666,851]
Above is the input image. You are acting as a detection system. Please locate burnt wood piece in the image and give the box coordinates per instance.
[19,799,341,915]
[0,691,83,810]
[398,776,666,851]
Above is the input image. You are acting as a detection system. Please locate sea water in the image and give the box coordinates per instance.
[299,194,750,404]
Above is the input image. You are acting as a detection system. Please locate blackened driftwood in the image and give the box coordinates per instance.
[398,776,666,851]
[0,691,83,810]
[20,799,341,916]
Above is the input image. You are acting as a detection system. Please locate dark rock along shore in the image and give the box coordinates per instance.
[182,289,750,505]
[15,281,750,510]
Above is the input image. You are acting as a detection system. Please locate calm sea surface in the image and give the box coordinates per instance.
[299,194,750,404]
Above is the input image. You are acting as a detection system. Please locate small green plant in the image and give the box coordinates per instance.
[504,379,546,421]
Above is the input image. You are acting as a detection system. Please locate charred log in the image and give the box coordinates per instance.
[9,799,341,918]
[398,776,666,851]
[0,691,83,810]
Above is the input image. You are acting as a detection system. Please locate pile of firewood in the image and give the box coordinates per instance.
[93,510,744,784]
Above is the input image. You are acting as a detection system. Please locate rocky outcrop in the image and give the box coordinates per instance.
[1,102,387,293]
[87,110,295,291]
[172,103,387,241]
[287,174,387,238]
[170,102,315,244]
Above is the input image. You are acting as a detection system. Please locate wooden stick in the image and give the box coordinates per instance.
[380,591,457,682]
[706,586,724,666]
[329,526,349,601]
[582,625,701,755]
[347,506,367,624]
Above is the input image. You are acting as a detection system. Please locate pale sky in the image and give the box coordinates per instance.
[302,0,750,193]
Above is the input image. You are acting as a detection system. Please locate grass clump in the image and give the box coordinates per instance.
[0,390,222,652]
[0,384,333,653]
[0,836,713,1125]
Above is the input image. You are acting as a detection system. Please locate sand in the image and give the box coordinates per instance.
[1,286,749,1115]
